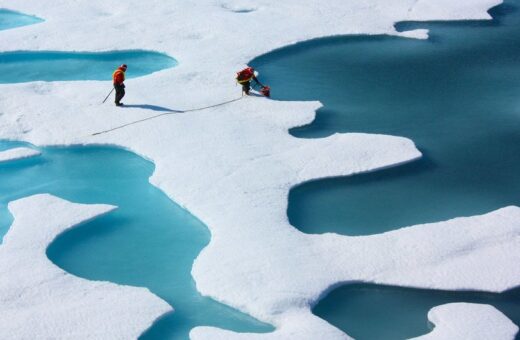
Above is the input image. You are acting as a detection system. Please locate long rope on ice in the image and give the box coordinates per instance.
[91,97,244,136]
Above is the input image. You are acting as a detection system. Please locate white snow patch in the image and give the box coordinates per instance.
[413,303,519,340]
[0,194,171,339]
[360,206,520,292]
[408,0,502,21]
[397,28,430,39]
[0,146,40,162]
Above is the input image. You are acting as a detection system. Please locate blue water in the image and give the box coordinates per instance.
[0,9,42,31]
[313,284,520,340]
[252,2,520,237]
[0,51,177,84]
[0,142,272,339]
[251,0,520,338]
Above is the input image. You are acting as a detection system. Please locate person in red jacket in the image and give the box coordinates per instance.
[236,66,265,96]
[112,64,127,106]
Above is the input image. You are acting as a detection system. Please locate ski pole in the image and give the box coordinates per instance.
[102,88,115,104]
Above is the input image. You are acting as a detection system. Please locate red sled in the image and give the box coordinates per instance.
[260,86,270,97]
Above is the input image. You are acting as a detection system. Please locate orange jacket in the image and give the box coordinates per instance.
[113,67,126,85]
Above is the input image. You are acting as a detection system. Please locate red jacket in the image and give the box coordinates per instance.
[236,67,255,84]
[113,67,126,85]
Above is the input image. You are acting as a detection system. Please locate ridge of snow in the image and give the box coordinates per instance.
[412,303,519,340]
[0,146,40,162]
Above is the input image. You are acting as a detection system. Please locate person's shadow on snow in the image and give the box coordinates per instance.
[121,104,183,113]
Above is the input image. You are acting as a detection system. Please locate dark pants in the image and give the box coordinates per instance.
[241,81,251,95]
[114,83,125,104]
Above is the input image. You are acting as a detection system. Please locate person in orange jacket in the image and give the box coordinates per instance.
[112,64,127,106]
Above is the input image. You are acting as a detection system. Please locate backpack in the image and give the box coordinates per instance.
[236,67,254,82]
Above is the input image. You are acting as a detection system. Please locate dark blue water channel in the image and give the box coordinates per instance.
[253,2,520,237]
[0,51,176,84]
[251,0,520,338]
[0,9,42,31]
[314,284,520,340]
[0,142,272,339]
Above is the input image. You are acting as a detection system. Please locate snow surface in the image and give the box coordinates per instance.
[413,303,519,340]
[0,194,171,339]
[0,146,40,162]
[0,0,516,339]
